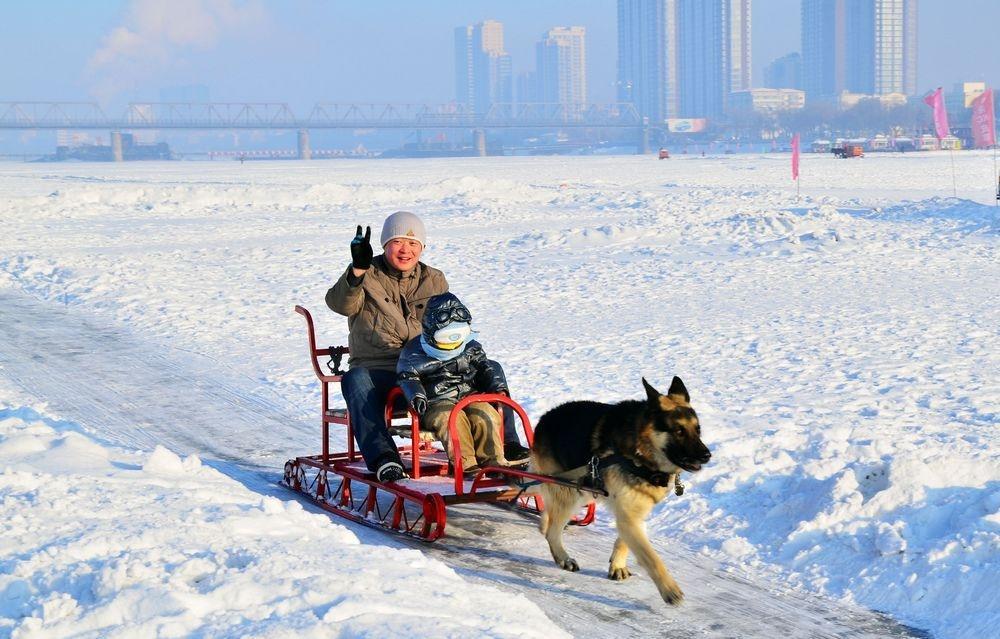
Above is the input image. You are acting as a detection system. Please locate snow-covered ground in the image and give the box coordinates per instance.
[1,152,997,638]
[0,409,562,639]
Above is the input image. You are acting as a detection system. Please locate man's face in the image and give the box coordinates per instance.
[383,238,423,272]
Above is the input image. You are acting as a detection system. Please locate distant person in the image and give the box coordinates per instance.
[326,212,528,483]
[396,293,508,475]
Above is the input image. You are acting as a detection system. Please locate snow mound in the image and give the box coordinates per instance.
[142,444,203,475]
[875,198,999,233]
[509,224,652,249]
[0,406,569,638]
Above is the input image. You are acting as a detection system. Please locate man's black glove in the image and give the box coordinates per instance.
[411,396,428,416]
[350,225,373,271]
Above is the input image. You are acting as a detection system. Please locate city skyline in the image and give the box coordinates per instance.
[801,0,918,102]
[454,20,512,112]
[535,26,588,105]
[617,0,752,121]
[678,0,752,117]
[0,0,997,110]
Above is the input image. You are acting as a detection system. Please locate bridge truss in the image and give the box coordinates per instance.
[0,102,644,130]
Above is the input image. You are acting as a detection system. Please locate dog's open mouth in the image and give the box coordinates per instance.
[680,462,703,472]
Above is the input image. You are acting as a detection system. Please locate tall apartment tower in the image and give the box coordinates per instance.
[874,0,917,95]
[616,0,679,123]
[677,0,752,118]
[536,27,588,105]
[617,0,750,122]
[454,20,513,113]
[801,0,917,102]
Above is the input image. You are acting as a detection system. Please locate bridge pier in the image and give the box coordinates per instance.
[473,129,487,157]
[297,129,311,160]
[637,126,650,155]
[111,131,123,162]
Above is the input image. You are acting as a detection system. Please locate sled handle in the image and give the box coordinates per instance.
[295,305,344,383]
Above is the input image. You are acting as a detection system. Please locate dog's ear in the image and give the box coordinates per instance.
[667,376,690,404]
[642,377,660,404]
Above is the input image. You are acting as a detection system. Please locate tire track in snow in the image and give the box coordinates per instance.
[0,289,930,638]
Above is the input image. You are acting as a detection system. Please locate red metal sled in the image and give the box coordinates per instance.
[283,306,596,541]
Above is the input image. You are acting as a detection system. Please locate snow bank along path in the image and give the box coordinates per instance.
[0,288,924,638]
[1,153,998,638]
[0,405,566,639]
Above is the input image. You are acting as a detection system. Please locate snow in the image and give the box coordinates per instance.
[1,151,998,638]
[0,408,566,639]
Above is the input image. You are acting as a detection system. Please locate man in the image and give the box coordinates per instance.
[327,211,528,483]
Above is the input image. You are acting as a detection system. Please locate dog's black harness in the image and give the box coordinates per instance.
[583,454,685,496]
[508,455,685,500]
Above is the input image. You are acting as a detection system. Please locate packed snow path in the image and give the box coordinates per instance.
[1,288,928,638]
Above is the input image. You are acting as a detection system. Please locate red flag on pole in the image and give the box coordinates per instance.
[971,89,996,149]
[923,87,950,140]
[791,133,800,180]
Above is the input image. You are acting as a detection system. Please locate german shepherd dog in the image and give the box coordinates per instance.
[529,376,710,604]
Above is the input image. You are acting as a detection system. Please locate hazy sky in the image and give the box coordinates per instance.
[1,0,997,112]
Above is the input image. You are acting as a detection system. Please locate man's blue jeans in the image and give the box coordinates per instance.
[340,367,402,471]
[340,363,523,472]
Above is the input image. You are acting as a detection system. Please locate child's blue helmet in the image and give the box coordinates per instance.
[422,293,472,350]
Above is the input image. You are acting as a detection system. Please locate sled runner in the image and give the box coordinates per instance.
[282,306,596,541]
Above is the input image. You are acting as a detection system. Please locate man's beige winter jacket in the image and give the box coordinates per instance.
[326,255,448,371]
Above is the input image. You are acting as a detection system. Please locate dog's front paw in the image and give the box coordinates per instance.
[608,565,631,581]
[660,584,684,605]
[558,557,580,572]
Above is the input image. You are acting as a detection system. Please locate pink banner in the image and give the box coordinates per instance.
[970,89,996,149]
[791,133,800,180]
[923,87,950,140]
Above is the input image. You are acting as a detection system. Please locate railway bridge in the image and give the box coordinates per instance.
[0,101,650,160]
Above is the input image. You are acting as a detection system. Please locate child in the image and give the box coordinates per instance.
[396,292,509,475]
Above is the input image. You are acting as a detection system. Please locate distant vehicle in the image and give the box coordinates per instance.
[918,135,940,151]
[832,143,864,158]
[940,135,962,150]
[811,139,832,153]
[658,148,670,159]
[869,135,891,152]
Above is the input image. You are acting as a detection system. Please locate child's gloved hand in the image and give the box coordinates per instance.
[411,396,428,416]
[350,225,372,270]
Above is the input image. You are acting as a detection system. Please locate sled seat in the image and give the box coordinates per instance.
[324,407,436,442]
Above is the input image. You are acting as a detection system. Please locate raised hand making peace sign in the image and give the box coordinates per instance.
[350,225,373,271]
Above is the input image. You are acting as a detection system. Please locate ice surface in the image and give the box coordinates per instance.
[1,152,998,637]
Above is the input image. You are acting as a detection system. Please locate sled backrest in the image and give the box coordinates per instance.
[295,305,347,384]
[295,305,353,462]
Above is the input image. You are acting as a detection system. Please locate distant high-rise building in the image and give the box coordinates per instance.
[454,20,513,113]
[616,0,679,123]
[874,0,917,95]
[802,0,917,103]
[536,27,588,105]
[677,0,752,118]
[617,0,750,122]
[516,71,538,104]
[764,52,802,89]
[455,26,475,108]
